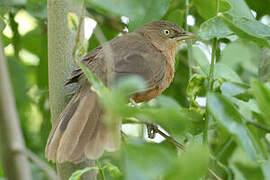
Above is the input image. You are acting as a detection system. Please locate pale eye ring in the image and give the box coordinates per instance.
[163,29,170,36]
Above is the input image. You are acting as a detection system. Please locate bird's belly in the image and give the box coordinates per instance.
[132,65,174,103]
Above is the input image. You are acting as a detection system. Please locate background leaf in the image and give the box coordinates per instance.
[87,0,170,30]
[199,16,232,40]
[207,93,263,162]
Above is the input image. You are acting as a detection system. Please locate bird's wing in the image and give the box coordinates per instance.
[114,51,167,90]
[65,45,104,85]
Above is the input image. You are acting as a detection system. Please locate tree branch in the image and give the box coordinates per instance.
[0,36,32,180]
[47,0,96,179]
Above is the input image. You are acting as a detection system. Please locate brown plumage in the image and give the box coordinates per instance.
[45,20,195,163]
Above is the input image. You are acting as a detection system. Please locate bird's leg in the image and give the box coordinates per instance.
[146,124,158,139]
[65,91,76,97]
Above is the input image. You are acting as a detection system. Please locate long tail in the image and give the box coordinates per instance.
[45,91,121,163]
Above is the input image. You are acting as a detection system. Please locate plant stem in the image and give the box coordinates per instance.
[203,38,217,145]
[209,38,217,90]
[246,120,270,133]
[185,0,193,77]
[96,160,106,180]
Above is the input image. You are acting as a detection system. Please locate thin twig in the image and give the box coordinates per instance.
[246,120,270,133]
[129,99,222,180]
[96,160,106,180]
[18,148,58,180]
[154,126,223,180]
[154,127,185,150]
[85,12,107,44]
[72,0,86,60]
[208,168,223,180]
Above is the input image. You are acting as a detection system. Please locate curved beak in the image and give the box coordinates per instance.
[175,31,196,41]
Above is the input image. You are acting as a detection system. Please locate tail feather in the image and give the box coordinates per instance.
[56,92,97,162]
[45,94,80,161]
[85,123,105,160]
[45,90,121,163]
[68,104,102,162]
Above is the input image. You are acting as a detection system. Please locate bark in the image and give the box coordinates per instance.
[47,0,96,179]
[0,38,32,179]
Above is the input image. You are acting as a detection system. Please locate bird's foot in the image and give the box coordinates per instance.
[147,124,158,139]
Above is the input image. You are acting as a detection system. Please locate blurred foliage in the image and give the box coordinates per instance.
[1,0,270,179]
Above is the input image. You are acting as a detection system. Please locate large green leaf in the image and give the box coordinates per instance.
[250,80,270,126]
[221,15,270,47]
[164,144,209,180]
[138,107,187,136]
[245,0,270,18]
[220,41,261,73]
[124,140,174,180]
[214,63,242,82]
[192,0,231,20]
[87,0,170,30]
[207,93,263,162]
[0,17,5,32]
[221,81,249,98]
[0,0,26,6]
[259,48,270,82]
[164,9,184,26]
[69,167,98,180]
[226,0,254,19]
[199,16,232,40]
[192,46,209,74]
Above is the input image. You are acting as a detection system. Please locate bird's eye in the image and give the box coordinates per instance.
[163,29,170,36]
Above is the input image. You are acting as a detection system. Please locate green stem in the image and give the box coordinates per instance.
[246,120,270,133]
[185,0,193,77]
[209,38,217,90]
[96,160,106,180]
[203,38,217,145]
[217,0,220,13]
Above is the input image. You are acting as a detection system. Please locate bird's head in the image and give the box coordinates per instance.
[136,20,196,56]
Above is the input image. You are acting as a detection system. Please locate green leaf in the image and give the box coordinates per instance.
[87,0,170,31]
[199,16,233,40]
[75,60,108,96]
[69,167,98,180]
[0,0,26,6]
[191,48,242,82]
[226,0,254,19]
[221,15,270,47]
[192,0,231,20]
[138,107,187,136]
[164,9,184,26]
[180,109,204,135]
[262,160,270,180]
[113,75,147,95]
[207,93,263,162]
[124,140,174,180]
[221,81,252,101]
[67,12,79,33]
[25,0,47,19]
[103,162,122,177]
[147,95,182,109]
[250,80,270,126]
[259,48,270,82]
[234,162,264,180]
[186,74,206,107]
[245,0,270,18]
[220,41,261,74]
[164,144,209,180]
[214,63,242,82]
[192,46,209,74]
[0,17,5,32]
[102,76,146,117]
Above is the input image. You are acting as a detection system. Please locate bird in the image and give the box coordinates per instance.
[45,20,196,163]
